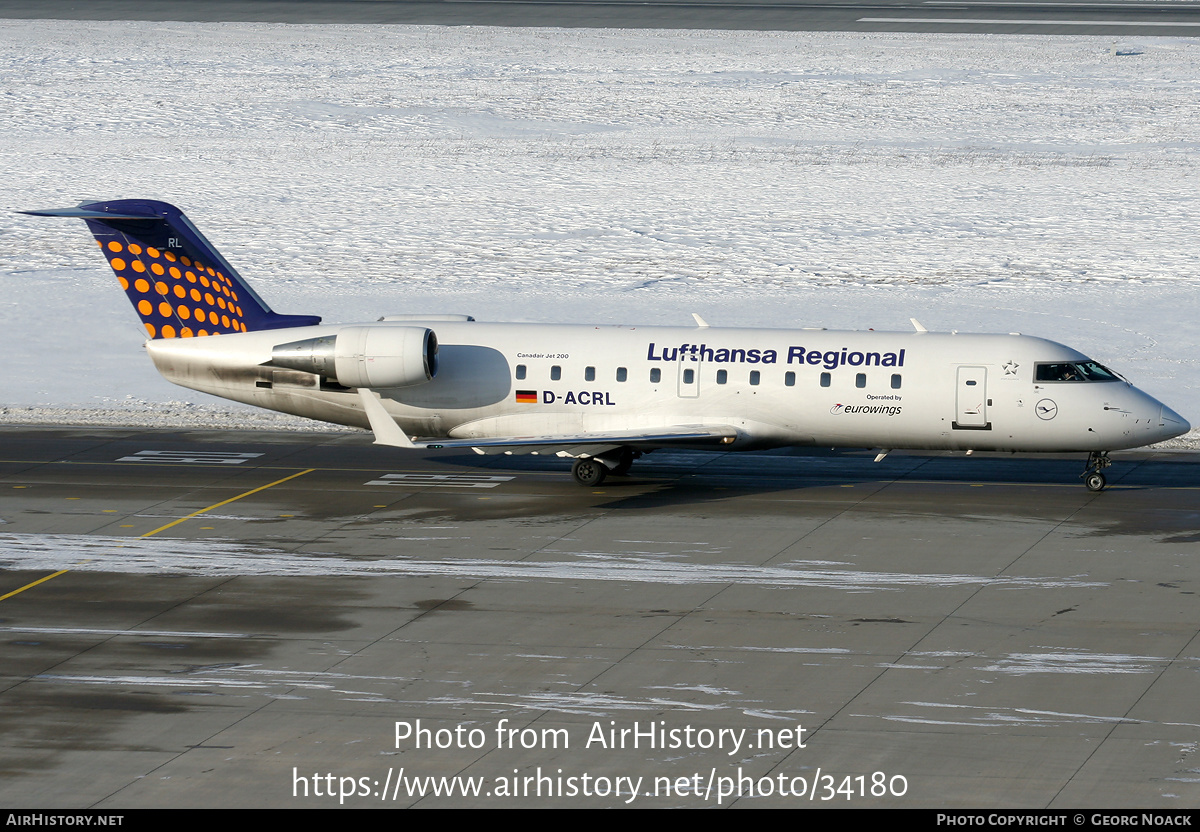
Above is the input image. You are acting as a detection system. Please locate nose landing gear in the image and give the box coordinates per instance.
[1082,451,1111,492]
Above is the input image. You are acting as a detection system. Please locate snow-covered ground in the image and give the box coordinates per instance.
[1,21,1197,443]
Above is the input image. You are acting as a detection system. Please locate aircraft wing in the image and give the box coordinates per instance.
[355,389,736,456]
[417,425,739,457]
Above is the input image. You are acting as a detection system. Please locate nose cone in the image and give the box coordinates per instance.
[1156,403,1191,442]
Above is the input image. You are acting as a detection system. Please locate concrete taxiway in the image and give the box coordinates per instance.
[0,425,1197,807]
[3,0,1200,35]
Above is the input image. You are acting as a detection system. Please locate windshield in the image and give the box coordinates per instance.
[1035,361,1120,382]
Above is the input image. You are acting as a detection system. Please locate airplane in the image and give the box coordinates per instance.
[23,199,1190,491]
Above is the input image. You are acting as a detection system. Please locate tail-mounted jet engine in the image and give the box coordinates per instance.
[268,326,438,388]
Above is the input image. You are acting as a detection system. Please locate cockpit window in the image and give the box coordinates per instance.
[1076,361,1120,381]
[1036,363,1079,382]
[1035,361,1120,382]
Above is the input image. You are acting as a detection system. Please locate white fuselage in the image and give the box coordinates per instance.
[144,320,1188,454]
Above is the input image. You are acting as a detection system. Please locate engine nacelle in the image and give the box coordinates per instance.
[269,325,438,388]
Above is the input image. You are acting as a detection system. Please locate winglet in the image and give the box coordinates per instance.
[692,313,710,328]
[357,388,415,448]
[910,318,928,333]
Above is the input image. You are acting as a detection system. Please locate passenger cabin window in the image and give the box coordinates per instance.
[550,365,561,381]
[855,373,866,389]
[515,364,527,380]
[650,368,661,383]
[785,371,795,387]
[616,367,627,382]
[585,366,596,382]
[749,371,760,386]
[891,374,902,390]
[716,369,728,385]
[820,372,831,388]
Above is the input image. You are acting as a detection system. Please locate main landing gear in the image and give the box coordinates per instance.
[608,448,638,476]
[570,448,640,487]
[571,458,608,487]
[1082,451,1112,492]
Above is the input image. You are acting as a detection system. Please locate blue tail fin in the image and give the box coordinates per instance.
[22,200,321,339]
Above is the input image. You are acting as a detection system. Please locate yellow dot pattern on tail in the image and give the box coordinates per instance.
[104,239,246,338]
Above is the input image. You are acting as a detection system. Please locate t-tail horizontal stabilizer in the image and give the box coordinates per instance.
[23,200,321,339]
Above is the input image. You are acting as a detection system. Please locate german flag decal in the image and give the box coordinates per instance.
[515,390,538,404]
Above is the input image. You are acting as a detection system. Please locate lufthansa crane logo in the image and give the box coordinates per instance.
[1036,399,1058,420]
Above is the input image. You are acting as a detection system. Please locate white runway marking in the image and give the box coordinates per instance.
[978,650,1173,674]
[860,16,1200,26]
[366,473,515,488]
[923,1,1191,5]
[867,701,1200,730]
[117,450,264,464]
[876,649,1194,675]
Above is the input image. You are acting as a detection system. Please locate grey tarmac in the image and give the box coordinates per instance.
[0,426,1197,807]
[2,0,1200,35]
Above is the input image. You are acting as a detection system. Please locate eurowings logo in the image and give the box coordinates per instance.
[831,403,903,417]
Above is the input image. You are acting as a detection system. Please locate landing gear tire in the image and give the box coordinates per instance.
[1081,451,1111,492]
[572,458,608,487]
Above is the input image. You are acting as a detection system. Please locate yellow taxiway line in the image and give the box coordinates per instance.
[0,468,314,601]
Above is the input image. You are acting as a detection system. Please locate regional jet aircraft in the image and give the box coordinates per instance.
[24,200,1190,489]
